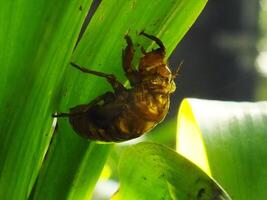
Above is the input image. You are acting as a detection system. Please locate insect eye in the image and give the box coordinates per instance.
[170,80,176,93]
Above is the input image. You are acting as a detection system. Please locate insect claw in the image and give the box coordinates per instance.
[124,35,133,46]
[52,112,71,118]
[138,31,165,54]
[139,30,145,35]
[141,46,146,54]
[125,28,131,35]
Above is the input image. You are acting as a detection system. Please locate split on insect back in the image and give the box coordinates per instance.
[53,31,180,142]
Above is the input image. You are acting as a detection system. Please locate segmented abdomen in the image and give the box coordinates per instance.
[69,90,169,142]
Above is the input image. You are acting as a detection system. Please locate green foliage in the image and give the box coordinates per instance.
[0,0,92,199]
[114,142,230,200]
[2,0,266,199]
[177,99,267,199]
[112,99,267,199]
[0,0,208,199]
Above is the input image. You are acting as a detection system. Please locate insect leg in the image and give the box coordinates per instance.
[70,62,125,93]
[122,35,139,85]
[52,92,114,118]
[139,31,166,54]
[52,112,73,117]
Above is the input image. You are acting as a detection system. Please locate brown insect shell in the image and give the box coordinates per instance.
[68,48,176,142]
[139,49,176,94]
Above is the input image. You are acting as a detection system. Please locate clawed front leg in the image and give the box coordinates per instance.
[139,31,166,54]
[122,35,139,86]
[70,62,125,93]
[123,35,135,75]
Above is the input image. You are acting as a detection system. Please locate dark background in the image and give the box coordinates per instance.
[169,0,260,116]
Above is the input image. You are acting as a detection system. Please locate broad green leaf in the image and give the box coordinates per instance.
[0,0,92,199]
[147,118,177,147]
[113,142,231,200]
[177,98,267,199]
[0,0,208,199]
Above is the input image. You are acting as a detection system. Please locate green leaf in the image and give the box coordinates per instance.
[177,98,267,199]
[147,118,177,147]
[34,0,207,199]
[113,142,230,200]
[0,0,91,199]
[0,0,208,199]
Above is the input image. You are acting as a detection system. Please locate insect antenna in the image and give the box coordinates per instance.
[172,60,184,79]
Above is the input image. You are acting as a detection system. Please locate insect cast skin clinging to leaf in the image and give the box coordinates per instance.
[53,31,179,142]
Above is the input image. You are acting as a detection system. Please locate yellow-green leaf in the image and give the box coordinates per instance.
[0,0,91,199]
[177,98,267,199]
[114,142,230,200]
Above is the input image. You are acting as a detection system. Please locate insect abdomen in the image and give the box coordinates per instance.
[68,99,164,142]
